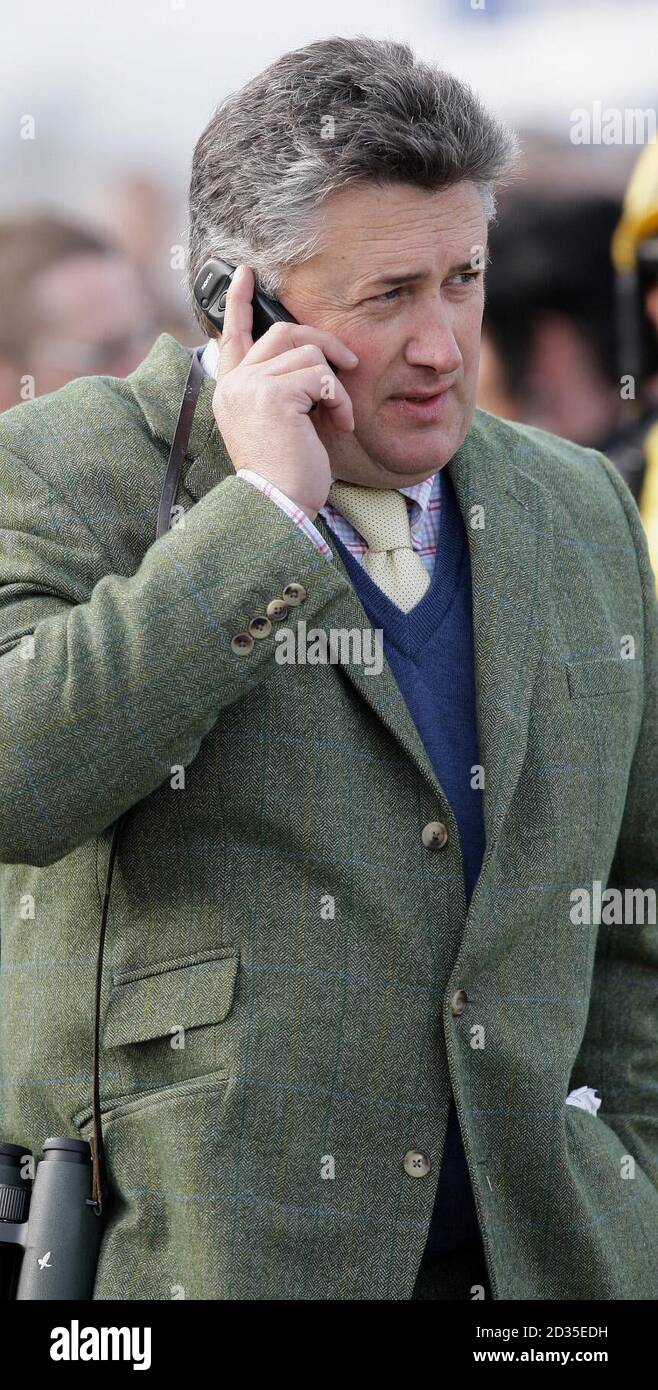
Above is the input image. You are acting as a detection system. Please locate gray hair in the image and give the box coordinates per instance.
[186,34,520,334]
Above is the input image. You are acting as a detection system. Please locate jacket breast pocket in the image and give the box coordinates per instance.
[78,946,240,1120]
[565,658,640,701]
[565,657,640,766]
[561,656,641,856]
[510,655,640,865]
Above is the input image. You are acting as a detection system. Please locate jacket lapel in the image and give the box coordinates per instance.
[138,336,551,863]
[448,418,551,857]
[306,419,552,863]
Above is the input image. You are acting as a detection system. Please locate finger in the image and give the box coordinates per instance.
[244,321,359,372]
[216,265,255,377]
[255,344,336,378]
[277,364,355,431]
[254,344,353,418]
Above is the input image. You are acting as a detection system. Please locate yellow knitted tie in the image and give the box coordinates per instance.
[327,481,430,612]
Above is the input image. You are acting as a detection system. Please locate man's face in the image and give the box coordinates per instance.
[281,178,487,487]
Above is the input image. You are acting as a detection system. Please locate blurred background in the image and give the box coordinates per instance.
[3,0,658,571]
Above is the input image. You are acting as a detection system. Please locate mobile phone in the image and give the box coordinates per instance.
[192,257,339,372]
[192,257,297,338]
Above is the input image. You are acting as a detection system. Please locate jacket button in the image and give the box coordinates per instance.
[451,988,468,1016]
[403,1150,431,1178]
[230,633,254,656]
[282,582,307,605]
[266,599,289,621]
[248,615,272,639]
[421,820,448,849]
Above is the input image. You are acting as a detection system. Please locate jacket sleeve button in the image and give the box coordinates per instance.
[248,615,273,639]
[230,633,254,655]
[421,820,448,849]
[281,582,307,605]
[266,599,289,621]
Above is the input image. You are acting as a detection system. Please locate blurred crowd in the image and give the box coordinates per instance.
[0,174,199,413]
[481,143,658,582]
[2,151,658,581]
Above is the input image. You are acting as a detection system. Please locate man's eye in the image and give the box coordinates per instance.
[372,271,482,303]
[448,271,481,287]
[373,288,401,303]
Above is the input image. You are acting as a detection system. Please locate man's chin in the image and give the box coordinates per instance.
[383,411,473,475]
[372,431,461,478]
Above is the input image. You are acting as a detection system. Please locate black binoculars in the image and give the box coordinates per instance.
[0,1137,105,1299]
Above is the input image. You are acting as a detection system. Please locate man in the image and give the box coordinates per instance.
[0,212,160,410]
[0,36,657,1302]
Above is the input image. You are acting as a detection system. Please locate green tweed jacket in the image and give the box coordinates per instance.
[0,333,657,1301]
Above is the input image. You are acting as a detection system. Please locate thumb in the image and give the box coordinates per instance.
[216,264,255,377]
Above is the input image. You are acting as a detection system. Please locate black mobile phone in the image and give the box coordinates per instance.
[192,257,297,338]
[192,257,339,373]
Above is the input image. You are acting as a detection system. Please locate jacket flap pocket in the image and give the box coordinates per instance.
[566,659,638,699]
[103,946,239,1049]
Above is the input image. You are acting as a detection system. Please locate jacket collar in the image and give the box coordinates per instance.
[127,332,235,493]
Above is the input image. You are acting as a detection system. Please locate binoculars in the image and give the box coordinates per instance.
[0,1137,106,1299]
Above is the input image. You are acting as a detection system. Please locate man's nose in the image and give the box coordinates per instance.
[403,310,463,375]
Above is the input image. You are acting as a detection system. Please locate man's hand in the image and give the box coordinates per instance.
[212,264,359,520]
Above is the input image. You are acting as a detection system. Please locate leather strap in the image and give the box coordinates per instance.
[89,347,206,1214]
[156,348,205,541]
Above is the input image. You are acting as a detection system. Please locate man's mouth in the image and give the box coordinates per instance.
[390,387,451,400]
[386,386,453,419]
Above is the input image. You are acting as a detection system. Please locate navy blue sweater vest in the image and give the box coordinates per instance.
[330,465,486,1260]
